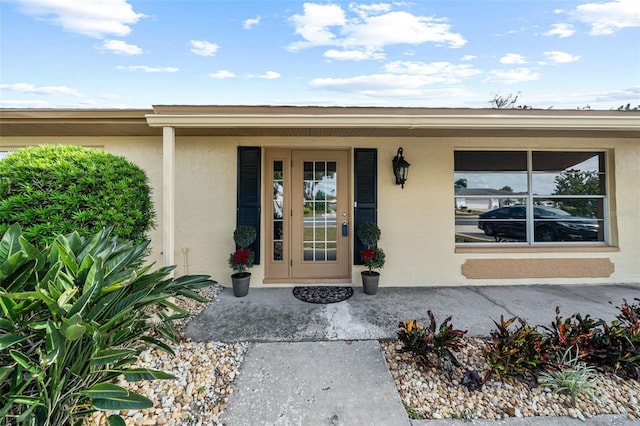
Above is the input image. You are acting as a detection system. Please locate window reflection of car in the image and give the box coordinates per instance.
[477,206,598,242]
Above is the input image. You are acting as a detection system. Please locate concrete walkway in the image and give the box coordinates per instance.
[184,284,640,425]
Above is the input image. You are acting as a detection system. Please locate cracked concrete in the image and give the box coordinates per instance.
[184,283,640,342]
[184,283,640,426]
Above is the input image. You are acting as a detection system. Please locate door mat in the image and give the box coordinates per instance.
[292,286,354,304]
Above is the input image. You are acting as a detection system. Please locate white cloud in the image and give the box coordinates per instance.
[14,0,145,38]
[461,55,477,61]
[530,86,640,109]
[190,40,219,56]
[253,71,281,80]
[208,70,235,79]
[309,73,474,100]
[308,60,481,99]
[288,3,346,50]
[571,0,640,35]
[544,51,581,63]
[244,16,260,29]
[500,53,527,64]
[287,3,466,55]
[0,82,82,96]
[544,23,576,38]
[384,61,482,83]
[102,39,142,55]
[350,3,392,18]
[483,68,541,84]
[324,49,385,61]
[116,65,179,72]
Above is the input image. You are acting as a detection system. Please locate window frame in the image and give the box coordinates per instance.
[454,150,609,247]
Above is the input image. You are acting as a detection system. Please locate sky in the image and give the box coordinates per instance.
[1,0,639,110]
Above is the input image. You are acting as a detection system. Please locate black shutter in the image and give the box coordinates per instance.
[354,148,377,264]
[237,147,261,264]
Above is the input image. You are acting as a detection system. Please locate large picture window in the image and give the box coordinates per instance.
[455,151,607,245]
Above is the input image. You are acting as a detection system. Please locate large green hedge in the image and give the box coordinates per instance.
[0,145,155,246]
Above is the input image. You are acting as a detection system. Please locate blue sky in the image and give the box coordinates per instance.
[1,0,639,109]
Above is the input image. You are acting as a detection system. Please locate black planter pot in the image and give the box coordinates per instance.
[361,271,380,295]
[231,272,251,297]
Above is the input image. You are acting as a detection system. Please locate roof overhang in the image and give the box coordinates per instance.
[1,106,639,138]
[146,112,638,131]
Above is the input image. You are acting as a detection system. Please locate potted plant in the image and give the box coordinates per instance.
[228,225,256,297]
[357,222,385,295]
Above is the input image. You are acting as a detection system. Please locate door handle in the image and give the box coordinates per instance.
[342,221,348,236]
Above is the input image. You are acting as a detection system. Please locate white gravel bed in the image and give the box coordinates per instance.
[90,284,249,426]
[382,339,640,422]
[89,285,639,425]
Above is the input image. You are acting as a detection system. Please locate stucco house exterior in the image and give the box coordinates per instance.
[1,106,639,287]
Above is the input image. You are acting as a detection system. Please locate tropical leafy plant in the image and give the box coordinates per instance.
[482,316,552,383]
[0,145,155,246]
[0,225,214,425]
[543,307,602,361]
[590,299,640,378]
[398,310,467,368]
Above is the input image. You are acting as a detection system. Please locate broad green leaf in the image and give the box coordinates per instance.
[9,350,40,375]
[0,335,32,351]
[0,251,28,282]
[54,239,79,275]
[57,287,78,310]
[0,296,17,320]
[18,235,44,271]
[44,321,63,365]
[90,349,136,367]
[68,280,100,317]
[91,391,153,411]
[0,365,15,381]
[61,314,86,341]
[176,288,208,303]
[140,336,175,356]
[0,224,22,263]
[107,415,127,426]
[120,368,174,382]
[82,383,129,399]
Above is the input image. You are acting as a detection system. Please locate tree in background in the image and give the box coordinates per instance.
[553,169,600,217]
[0,145,155,246]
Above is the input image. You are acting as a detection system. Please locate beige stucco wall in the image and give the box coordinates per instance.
[2,135,639,287]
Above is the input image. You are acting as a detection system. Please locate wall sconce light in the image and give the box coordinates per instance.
[392,147,410,189]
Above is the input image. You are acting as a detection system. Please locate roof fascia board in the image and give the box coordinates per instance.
[145,114,640,131]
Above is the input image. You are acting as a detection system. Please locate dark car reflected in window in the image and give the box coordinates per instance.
[478,206,600,242]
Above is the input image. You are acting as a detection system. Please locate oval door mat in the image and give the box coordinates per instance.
[292,286,354,304]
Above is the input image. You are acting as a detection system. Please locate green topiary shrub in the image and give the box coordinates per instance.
[0,145,155,246]
[0,224,215,425]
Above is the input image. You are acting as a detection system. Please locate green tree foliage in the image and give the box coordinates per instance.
[0,145,155,246]
[454,178,468,189]
[553,169,600,217]
[0,225,215,425]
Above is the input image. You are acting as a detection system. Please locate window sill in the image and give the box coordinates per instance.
[455,244,619,254]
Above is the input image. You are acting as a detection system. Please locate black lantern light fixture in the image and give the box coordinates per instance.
[392,147,410,189]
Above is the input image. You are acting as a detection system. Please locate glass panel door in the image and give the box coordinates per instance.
[291,150,350,279]
[303,161,337,261]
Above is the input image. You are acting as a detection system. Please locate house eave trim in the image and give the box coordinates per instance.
[144,114,640,131]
